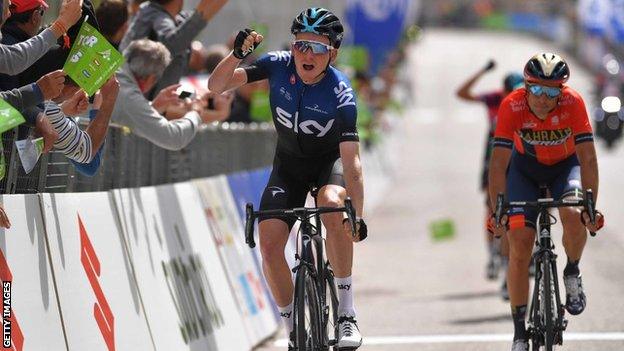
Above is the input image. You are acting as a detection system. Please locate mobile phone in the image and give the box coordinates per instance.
[178,90,193,99]
[207,97,215,110]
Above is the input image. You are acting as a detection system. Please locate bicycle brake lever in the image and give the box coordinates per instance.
[584,190,597,237]
[344,198,357,237]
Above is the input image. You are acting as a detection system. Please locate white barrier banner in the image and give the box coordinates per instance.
[193,177,277,344]
[0,194,66,351]
[113,184,250,350]
[40,192,153,351]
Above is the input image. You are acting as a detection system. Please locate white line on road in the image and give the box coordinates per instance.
[273,332,624,346]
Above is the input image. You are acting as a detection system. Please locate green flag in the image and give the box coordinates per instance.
[63,20,124,96]
[0,98,26,134]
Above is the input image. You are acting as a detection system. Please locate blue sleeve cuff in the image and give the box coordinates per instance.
[70,148,102,177]
[31,83,44,102]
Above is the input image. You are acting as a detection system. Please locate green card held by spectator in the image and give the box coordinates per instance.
[0,99,26,134]
[63,19,124,96]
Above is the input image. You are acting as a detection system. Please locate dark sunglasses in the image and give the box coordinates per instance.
[527,84,561,98]
[292,40,333,55]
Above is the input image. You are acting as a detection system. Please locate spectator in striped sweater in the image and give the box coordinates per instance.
[40,76,119,164]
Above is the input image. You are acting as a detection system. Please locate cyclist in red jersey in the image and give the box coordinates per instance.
[488,53,604,351]
[457,60,523,299]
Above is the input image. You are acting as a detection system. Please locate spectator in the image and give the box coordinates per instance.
[42,76,119,163]
[112,39,224,150]
[0,69,63,113]
[95,0,129,49]
[0,0,82,76]
[128,0,147,17]
[17,0,100,89]
[119,0,228,98]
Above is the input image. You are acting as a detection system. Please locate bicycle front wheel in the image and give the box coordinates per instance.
[541,256,556,351]
[294,266,323,350]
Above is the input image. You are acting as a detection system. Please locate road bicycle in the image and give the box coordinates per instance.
[494,188,598,351]
[245,188,357,350]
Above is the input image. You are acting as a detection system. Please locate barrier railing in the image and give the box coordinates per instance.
[1,122,277,194]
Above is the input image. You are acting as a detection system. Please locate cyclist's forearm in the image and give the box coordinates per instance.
[208,53,242,93]
[488,147,511,210]
[488,172,506,211]
[577,142,599,203]
[580,160,599,203]
[344,158,364,217]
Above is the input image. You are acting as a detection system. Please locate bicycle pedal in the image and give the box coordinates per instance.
[328,338,337,346]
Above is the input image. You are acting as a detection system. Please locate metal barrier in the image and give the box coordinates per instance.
[1,122,277,194]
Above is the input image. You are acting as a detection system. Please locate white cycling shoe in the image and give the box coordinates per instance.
[337,315,362,350]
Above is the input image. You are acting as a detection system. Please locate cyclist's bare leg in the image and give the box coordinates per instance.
[501,231,510,256]
[559,206,587,261]
[318,184,362,346]
[559,204,589,315]
[507,227,536,306]
[259,219,293,306]
[317,185,352,278]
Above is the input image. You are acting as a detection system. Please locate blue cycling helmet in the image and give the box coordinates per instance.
[504,72,524,92]
[291,7,344,48]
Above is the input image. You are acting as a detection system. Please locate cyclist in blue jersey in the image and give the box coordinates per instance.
[209,8,366,350]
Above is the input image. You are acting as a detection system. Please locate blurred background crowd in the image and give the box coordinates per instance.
[0,0,419,202]
[1,0,623,222]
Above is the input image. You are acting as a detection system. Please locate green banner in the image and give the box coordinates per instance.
[63,20,124,96]
[0,98,26,134]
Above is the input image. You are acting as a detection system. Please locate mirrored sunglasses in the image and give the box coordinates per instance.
[527,84,561,98]
[292,40,333,55]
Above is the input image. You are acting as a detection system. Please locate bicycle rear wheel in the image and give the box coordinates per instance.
[294,266,323,350]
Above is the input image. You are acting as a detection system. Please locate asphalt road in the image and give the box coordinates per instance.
[257,29,624,351]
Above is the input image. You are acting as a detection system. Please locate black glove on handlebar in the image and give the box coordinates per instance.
[233,28,259,59]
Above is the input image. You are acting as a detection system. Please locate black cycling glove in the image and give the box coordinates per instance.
[233,28,259,59]
[357,218,368,241]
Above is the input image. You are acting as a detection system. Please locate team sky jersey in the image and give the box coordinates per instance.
[244,51,358,157]
[493,86,594,166]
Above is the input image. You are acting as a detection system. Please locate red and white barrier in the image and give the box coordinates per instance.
[113,183,251,350]
[0,195,66,351]
[193,176,278,345]
[40,192,154,351]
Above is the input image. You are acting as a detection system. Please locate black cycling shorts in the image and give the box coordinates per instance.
[506,151,582,229]
[259,151,345,229]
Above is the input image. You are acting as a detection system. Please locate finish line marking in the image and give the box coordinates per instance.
[273,333,624,346]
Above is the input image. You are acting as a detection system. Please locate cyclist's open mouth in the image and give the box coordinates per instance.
[303,64,315,71]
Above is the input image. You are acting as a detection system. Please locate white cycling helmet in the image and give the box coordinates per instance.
[524,53,570,85]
